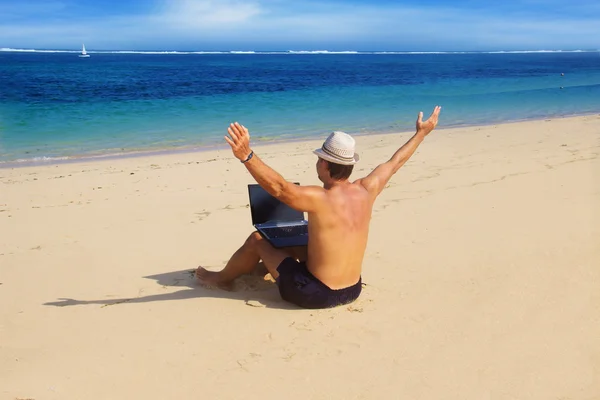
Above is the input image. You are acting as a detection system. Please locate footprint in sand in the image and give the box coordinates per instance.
[195,211,211,221]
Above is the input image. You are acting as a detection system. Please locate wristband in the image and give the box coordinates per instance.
[241,151,254,163]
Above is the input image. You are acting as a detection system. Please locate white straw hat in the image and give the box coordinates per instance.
[313,131,360,165]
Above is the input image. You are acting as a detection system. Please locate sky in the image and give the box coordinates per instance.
[0,0,599,51]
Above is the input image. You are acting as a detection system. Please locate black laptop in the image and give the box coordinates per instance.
[247,183,309,248]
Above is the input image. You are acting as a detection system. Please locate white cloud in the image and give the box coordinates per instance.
[0,0,598,50]
[154,0,263,28]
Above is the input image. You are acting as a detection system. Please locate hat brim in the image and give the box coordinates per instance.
[313,148,359,165]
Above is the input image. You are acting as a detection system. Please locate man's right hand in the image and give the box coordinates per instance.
[225,122,252,162]
[416,106,442,136]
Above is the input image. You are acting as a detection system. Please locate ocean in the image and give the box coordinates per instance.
[1,50,599,165]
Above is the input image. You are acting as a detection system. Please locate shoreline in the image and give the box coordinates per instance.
[2,111,599,169]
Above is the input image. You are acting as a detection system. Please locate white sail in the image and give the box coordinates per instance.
[79,43,90,58]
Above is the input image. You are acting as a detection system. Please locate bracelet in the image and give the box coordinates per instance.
[241,151,254,163]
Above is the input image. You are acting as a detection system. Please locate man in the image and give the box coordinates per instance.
[196,106,442,309]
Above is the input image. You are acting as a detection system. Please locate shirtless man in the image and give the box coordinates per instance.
[196,106,442,309]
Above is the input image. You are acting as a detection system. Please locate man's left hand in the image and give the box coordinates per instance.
[224,122,252,161]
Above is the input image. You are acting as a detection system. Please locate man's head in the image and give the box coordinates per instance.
[313,131,359,183]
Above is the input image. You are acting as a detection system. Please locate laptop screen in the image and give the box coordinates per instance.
[248,184,305,225]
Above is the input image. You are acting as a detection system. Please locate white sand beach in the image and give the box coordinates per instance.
[1,115,599,399]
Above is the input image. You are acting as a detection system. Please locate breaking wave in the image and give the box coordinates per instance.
[2,48,598,55]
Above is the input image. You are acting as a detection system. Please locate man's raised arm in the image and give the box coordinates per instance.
[224,122,324,212]
[360,106,441,197]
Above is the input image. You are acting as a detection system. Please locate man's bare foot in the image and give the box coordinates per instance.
[195,267,234,291]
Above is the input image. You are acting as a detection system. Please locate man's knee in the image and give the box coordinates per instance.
[245,231,263,247]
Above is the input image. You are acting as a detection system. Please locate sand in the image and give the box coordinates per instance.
[1,115,599,399]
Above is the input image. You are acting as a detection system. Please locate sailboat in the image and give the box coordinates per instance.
[78,44,90,58]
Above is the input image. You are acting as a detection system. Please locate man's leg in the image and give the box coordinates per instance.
[196,231,292,290]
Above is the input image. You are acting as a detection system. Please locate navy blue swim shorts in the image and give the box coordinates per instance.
[275,257,362,309]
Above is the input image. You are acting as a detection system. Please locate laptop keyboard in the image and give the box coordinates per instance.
[261,225,308,238]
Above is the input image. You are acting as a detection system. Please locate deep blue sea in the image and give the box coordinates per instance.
[1,50,599,165]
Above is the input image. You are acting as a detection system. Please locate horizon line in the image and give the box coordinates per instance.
[2,47,600,55]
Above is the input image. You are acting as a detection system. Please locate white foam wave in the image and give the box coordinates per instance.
[0,151,138,166]
[107,50,227,54]
[287,50,359,54]
[374,51,465,54]
[0,47,78,53]
[0,48,229,55]
[487,50,580,54]
[0,155,71,164]
[374,50,599,54]
[110,50,185,54]
[1,48,598,55]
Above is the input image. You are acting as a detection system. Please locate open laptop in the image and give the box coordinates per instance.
[248,183,308,248]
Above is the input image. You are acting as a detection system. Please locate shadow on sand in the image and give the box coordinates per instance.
[44,264,298,310]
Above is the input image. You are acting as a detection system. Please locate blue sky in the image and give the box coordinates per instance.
[1,0,599,51]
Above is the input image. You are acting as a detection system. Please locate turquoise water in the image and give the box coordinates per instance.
[1,51,599,164]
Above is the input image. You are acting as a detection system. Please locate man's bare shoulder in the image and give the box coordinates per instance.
[352,176,381,200]
[352,177,365,187]
[351,178,372,193]
[281,183,327,212]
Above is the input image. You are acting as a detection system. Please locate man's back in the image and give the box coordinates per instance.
[306,182,374,289]
[300,106,441,290]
